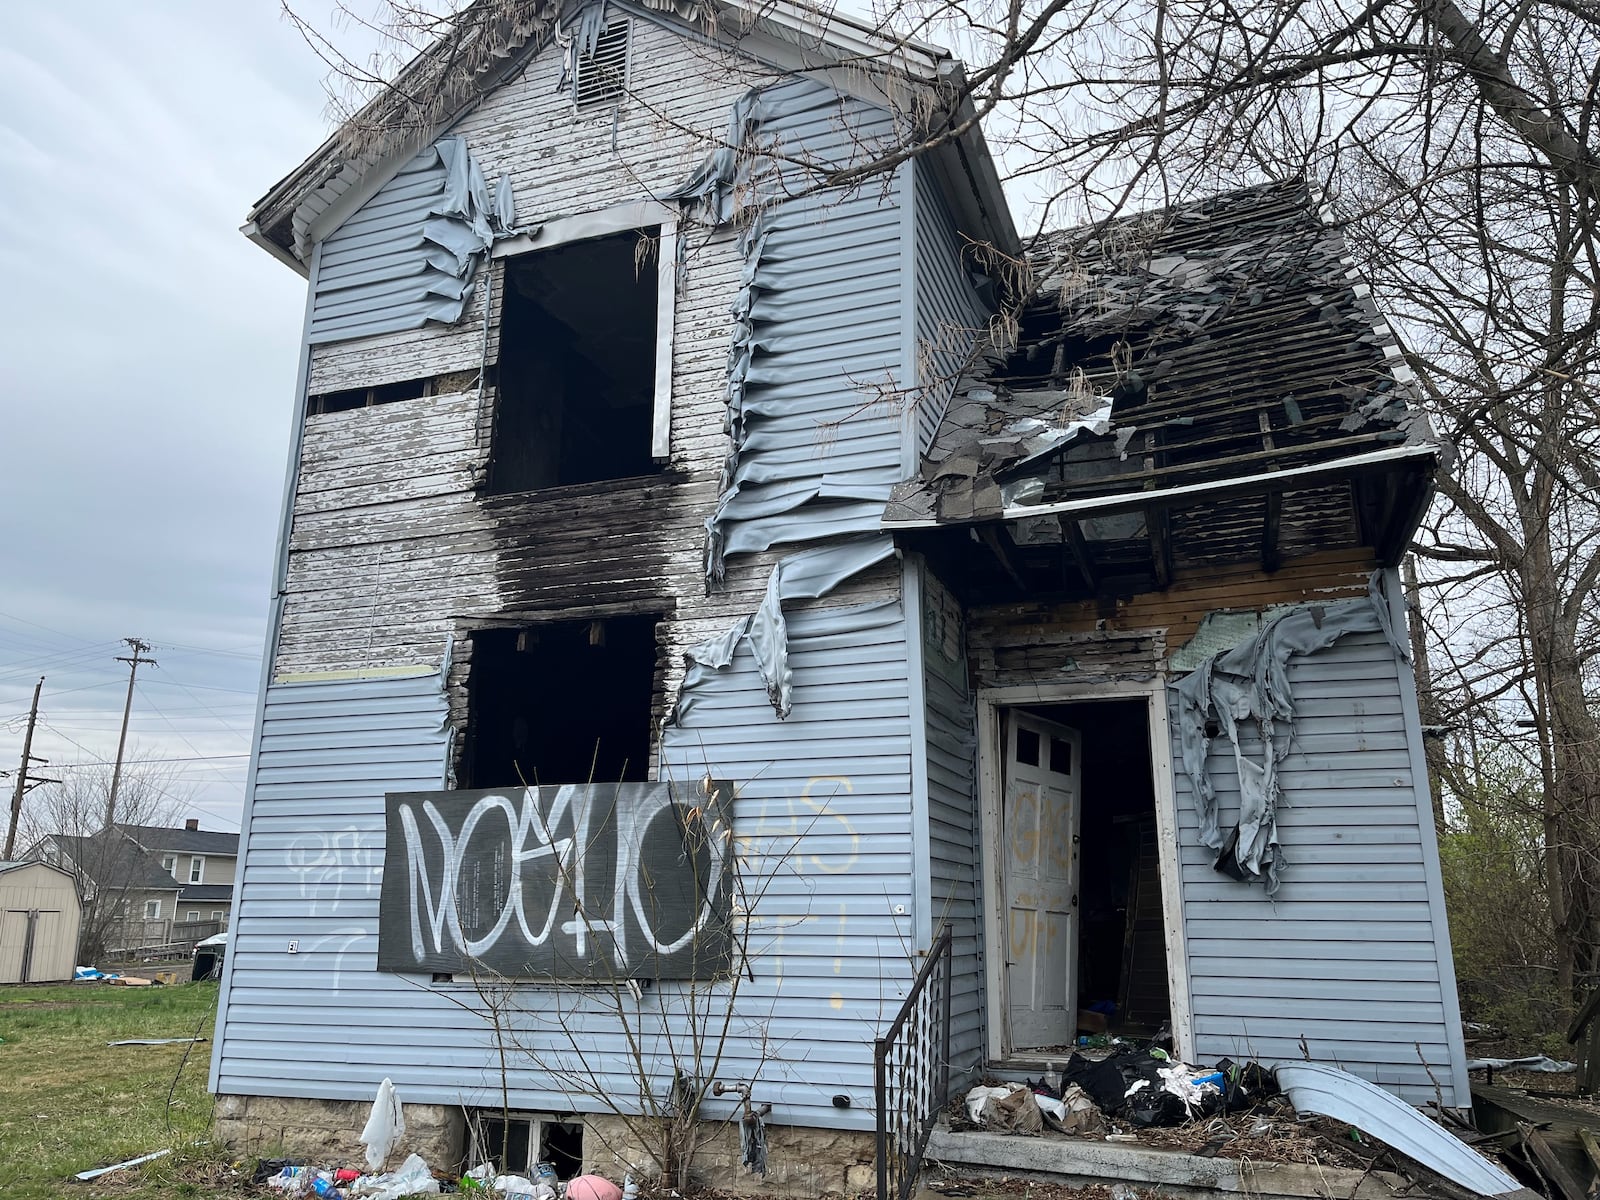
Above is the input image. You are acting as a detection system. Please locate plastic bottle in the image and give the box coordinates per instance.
[623,1174,639,1199]
[310,1179,343,1199]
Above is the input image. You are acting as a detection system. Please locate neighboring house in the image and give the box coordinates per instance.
[210,0,1464,1186]
[120,820,239,929]
[32,820,238,956]
[0,860,82,983]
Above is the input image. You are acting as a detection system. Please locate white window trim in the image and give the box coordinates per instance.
[161,854,176,878]
[492,201,676,461]
[189,856,205,884]
[144,899,161,920]
[186,910,200,922]
[211,910,225,922]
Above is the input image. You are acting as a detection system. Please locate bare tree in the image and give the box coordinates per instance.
[20,759,186,963]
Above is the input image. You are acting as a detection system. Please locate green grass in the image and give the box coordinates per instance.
[0,981,243,1199]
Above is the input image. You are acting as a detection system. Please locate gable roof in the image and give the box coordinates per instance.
[118,823,239,857]
[0,859,79,885]
[245,0,1012,272]
[47,833,183,892]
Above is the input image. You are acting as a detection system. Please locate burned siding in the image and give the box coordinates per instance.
[219,8,929,1137]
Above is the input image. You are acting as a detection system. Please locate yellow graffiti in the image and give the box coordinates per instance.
[1010,787,1039,866]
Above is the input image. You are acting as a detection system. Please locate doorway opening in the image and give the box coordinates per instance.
[992,696,1172,1057]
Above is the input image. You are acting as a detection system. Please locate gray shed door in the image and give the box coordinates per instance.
[1,910,31,983]
[1004,713,1083,1050]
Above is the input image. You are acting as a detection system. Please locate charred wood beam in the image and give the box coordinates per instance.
[1262,490,1282,574]
[1063,518,1098,592]
[1149,506,1173,590]
[979,524,1029,592]
[1375,470,1436,565]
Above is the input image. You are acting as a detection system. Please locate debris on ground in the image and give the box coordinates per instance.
[74,1147,173,1182]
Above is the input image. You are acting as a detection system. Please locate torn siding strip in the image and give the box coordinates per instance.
[1172,571,1411,893]
[309,137,522,346]
[677,536,896,722]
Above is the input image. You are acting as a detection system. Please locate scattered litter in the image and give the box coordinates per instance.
[965,1083,1045,1134]
[359,1077,405,1172]
[106,975,154,987]
[1466,1055,1577,1073]
[352,1153,438,1199]
[107,1037,208,1047]
[74,1148,171,1181]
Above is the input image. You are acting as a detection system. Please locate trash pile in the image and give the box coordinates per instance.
[258,1159,638,1200]
[256,1078,639,1200]
[962,1044,1276,1138]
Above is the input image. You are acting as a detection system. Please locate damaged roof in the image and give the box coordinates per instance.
[886,181,1438,538]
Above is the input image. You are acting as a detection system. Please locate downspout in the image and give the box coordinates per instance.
[208,241,324,1094]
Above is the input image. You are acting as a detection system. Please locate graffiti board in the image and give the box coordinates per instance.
[377,779,735,979]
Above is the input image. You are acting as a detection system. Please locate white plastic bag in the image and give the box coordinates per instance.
[359,1077,406,1172]
[359,1152,439,1200]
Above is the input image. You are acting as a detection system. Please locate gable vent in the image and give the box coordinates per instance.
[575,20,629,109]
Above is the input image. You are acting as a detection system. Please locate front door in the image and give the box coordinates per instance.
[1003,711,1083,1052]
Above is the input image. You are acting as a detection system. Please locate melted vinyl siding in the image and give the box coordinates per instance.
[1169,630,1468,1105]
[216,604,915,1130]
[308,151,453,345]
[913,158,988,455]
[918,568,983,1081]
[715,81,907,558]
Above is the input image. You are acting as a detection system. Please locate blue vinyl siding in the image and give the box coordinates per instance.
[213,599,916,1131]
[918,567,983,1081]
[710,80,908,559]
[1169,629,1469,1105]
[912,157,988,455]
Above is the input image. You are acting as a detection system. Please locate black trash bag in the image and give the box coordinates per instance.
[1064,1050,1132,1112]
[1215,1058,1278,1112]
[1026,1076,1061,1100]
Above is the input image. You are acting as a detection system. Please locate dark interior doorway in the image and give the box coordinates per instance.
[1029,697,1171,1037]
[463,615,659,788]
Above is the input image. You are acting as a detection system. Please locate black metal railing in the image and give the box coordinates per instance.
[874,924,953,1200]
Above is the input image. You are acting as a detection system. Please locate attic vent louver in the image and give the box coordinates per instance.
[575,19,629,109]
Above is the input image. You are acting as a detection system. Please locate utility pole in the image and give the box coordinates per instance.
[107,638,156,829]
[4,676,54,860]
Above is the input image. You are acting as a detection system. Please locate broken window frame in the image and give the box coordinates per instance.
[491,200,676,466]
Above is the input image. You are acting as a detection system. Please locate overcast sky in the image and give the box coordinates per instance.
[0,4,351,834]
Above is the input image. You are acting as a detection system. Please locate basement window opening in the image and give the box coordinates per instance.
[461,614,660,789]
[469,1111,584,1180]
[490,227,666,491]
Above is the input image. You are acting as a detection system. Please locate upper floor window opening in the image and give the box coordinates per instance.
[489,218,674,493]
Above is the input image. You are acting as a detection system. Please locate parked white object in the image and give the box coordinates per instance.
[360,1077,406,1172]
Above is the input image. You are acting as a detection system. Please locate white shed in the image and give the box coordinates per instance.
[0,861,82,983]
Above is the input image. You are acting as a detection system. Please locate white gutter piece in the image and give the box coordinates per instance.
[1272,1062,1529,1197]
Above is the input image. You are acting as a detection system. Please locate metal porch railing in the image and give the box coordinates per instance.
[874,924,954,1200]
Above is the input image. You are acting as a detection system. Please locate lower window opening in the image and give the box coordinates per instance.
[469,1111,584,1180]
[462,615,660,789]
[1002,697,1171,1053]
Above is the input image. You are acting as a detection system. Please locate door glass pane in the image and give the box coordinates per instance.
[1015,727,1040,766]
[1049,736,1073,775]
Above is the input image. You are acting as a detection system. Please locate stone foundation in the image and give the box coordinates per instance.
[213,1096,875,1196]
[583,1114,875,1197]
[214,1094,464,1171]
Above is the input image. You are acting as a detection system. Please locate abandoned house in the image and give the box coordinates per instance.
[210,0,1466,1189]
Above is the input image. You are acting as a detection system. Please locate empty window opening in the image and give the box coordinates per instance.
[575,20,629,108]
[470,1112,584,1180]
[462,615,659,789]
[1001,698,1170,1053]
[491,230,659,491]
[307,370,478,417]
